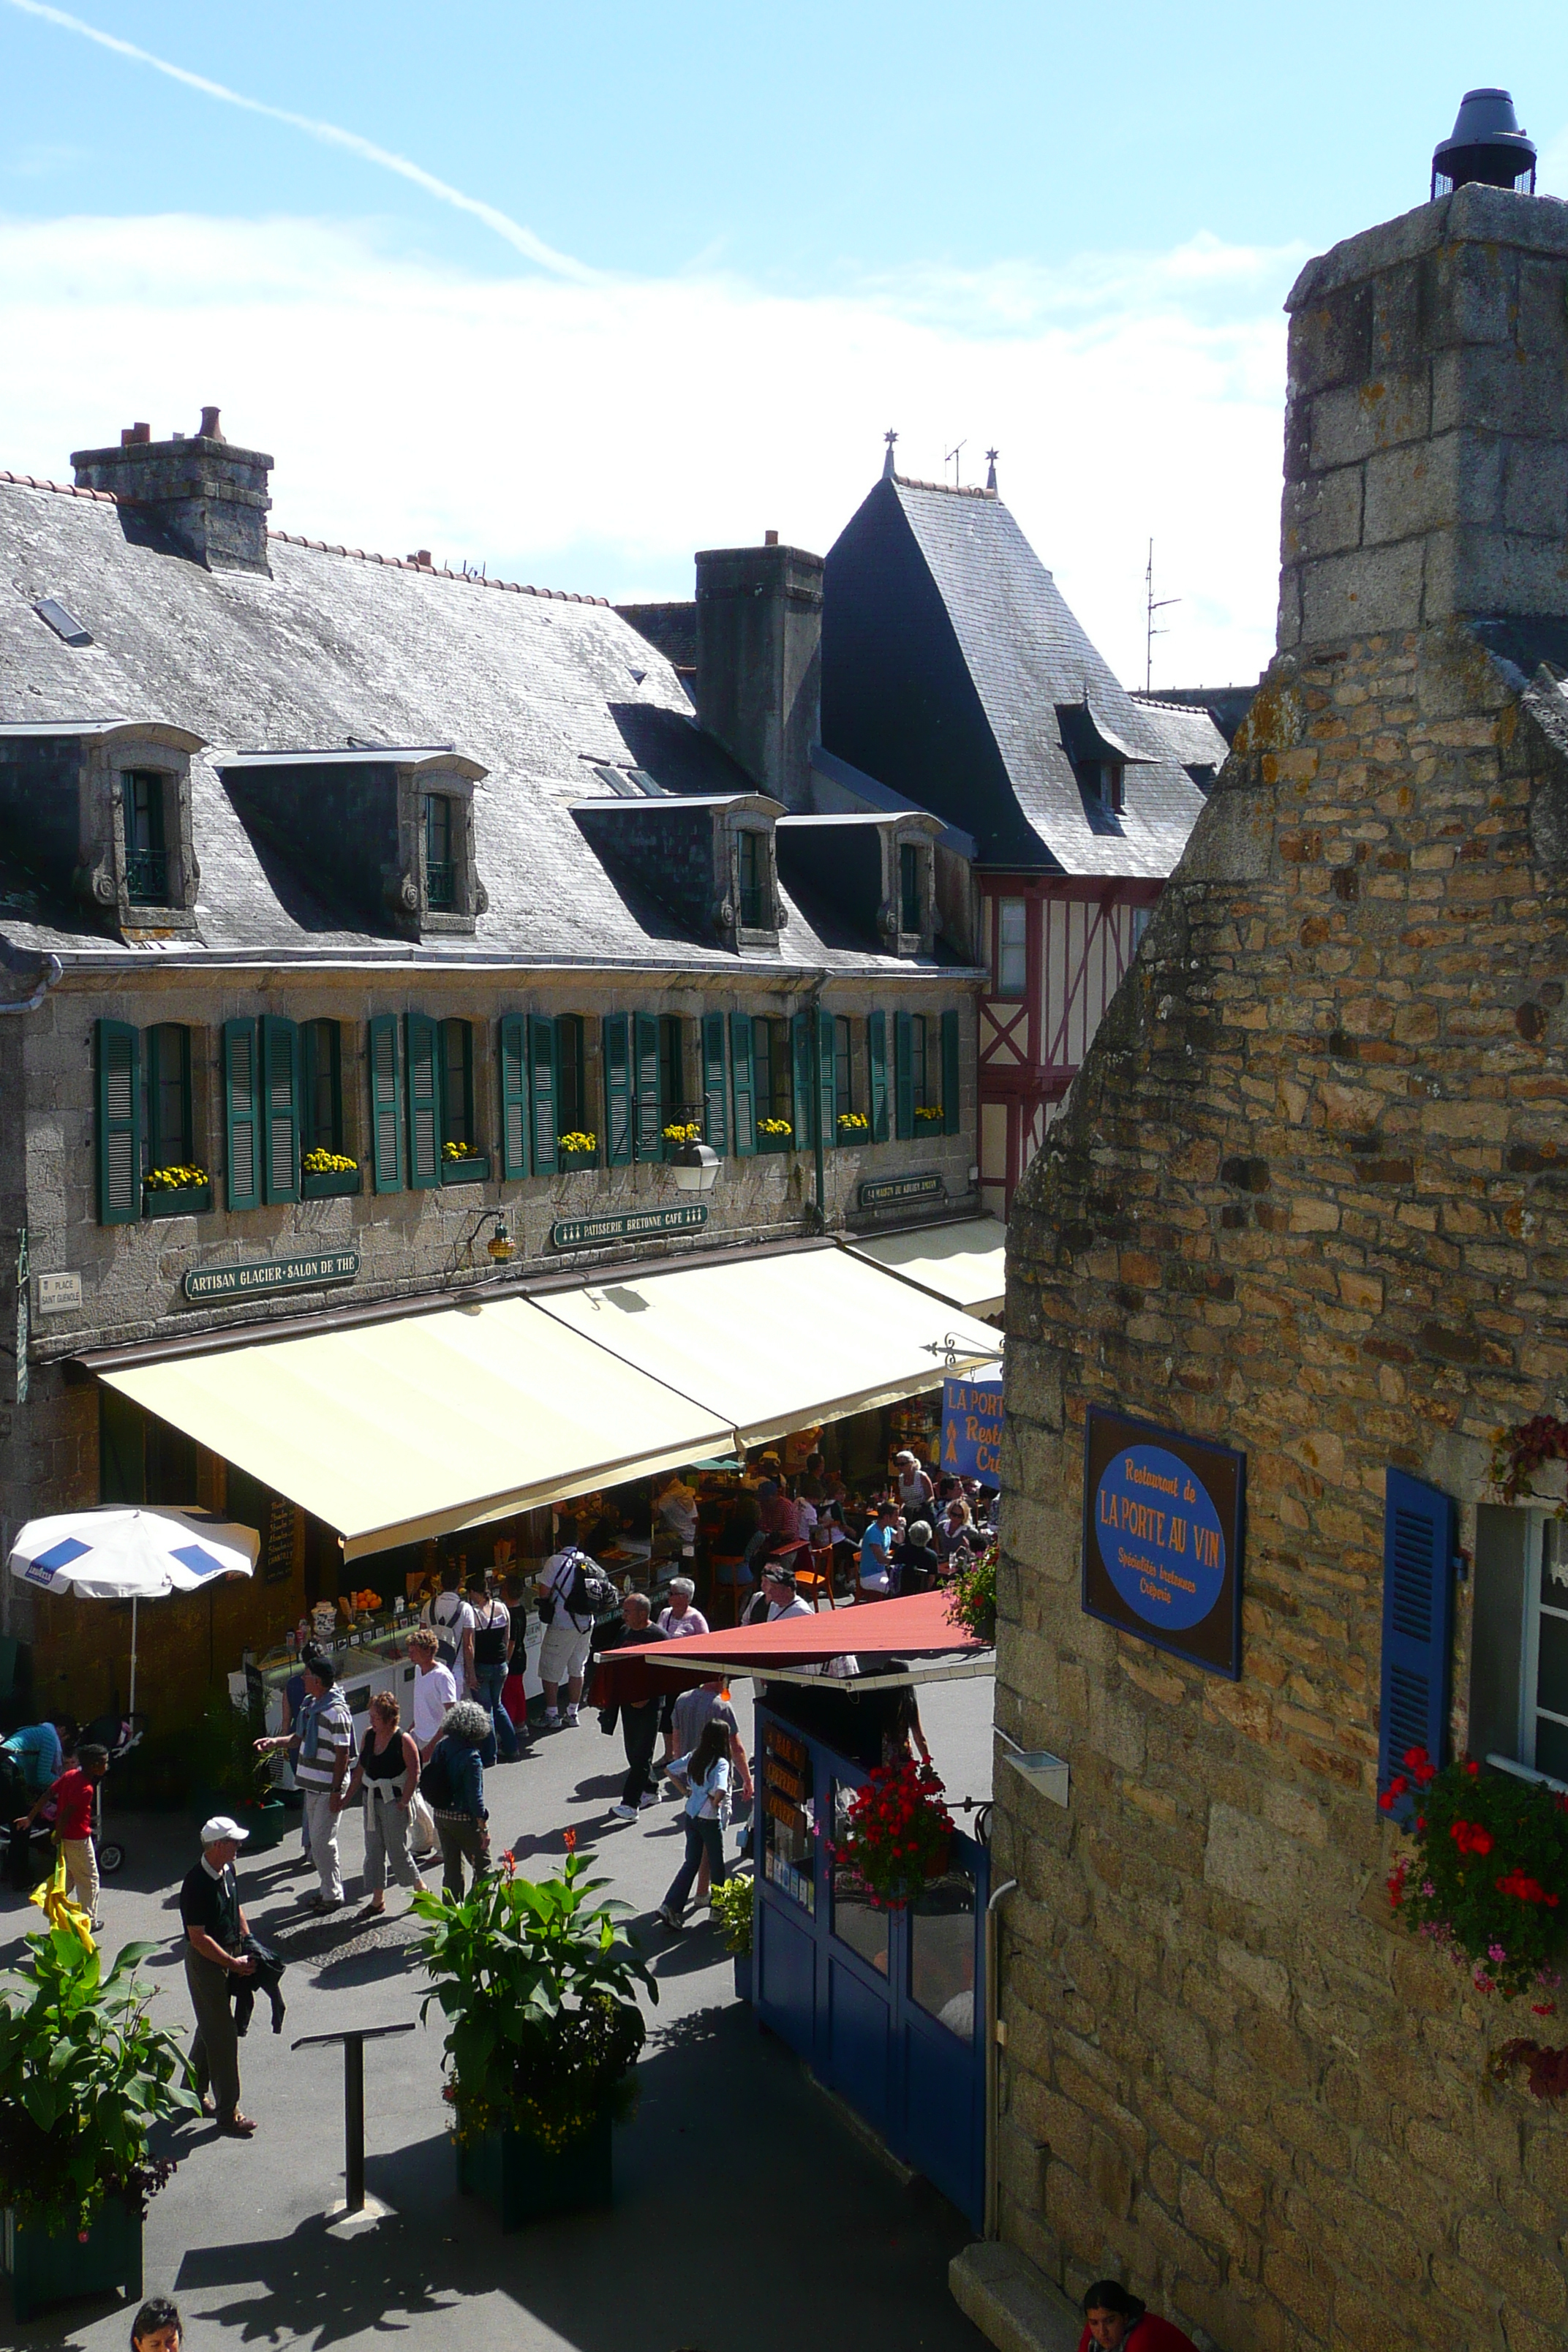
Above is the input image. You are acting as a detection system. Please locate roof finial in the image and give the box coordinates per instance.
[986,448,999,492]
[882,429,898,481]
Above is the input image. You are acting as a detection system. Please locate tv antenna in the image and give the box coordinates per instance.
[1145,538,1179,693]
[945,439,967,487]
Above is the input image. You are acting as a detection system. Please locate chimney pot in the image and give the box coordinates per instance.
[199,404,224,442]
[72,415,274,574]
[415,549,433,568]
[122,423,151,447]
[764,529,779,547]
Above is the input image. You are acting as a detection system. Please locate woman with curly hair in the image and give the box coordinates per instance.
[422,1698,494,1899]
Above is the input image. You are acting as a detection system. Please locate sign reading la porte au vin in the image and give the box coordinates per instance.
[1081,1406,1245,1678]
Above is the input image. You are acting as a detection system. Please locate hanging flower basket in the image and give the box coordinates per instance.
[1384,1748,1568,2000]
[834,1760,954,1910]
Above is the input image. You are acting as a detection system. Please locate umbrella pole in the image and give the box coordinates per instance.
[128,1595,137,1722]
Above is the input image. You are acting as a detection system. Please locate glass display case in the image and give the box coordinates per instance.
[761,1721,816,1913]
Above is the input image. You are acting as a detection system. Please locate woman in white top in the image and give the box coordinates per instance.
[657,1716,732,1926]
[657,1578,710,1640]
[895,1450,936,1518]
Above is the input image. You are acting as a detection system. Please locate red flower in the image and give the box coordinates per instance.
[1464,1759,1480,1777]
[1451,1819,1493,1859]
[562,1826,577,1852]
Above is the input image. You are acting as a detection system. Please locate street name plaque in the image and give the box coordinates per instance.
[859,1173,943,1209]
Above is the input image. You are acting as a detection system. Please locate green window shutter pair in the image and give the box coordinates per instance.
[499,1015,529,1180]
[95,1019,141,1225]
[867,1011,889,1143]
[701,1012,728,1157]
[791,1011,815,1149]
[816,1009,837,1150]
[730,1012,756,1156]
[894,1009,915,1140]
[405,1012,440,1188]
[222,1019,259,1210]
[603,1013,633,1167]
[530,1014,558,1174]
[633,1012,661,1158]
[220,1017,298,1207]
[941,1008,961,1135]
[369,1014,403,1192]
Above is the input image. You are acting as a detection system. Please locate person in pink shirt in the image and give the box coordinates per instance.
[657,1578,709,1639]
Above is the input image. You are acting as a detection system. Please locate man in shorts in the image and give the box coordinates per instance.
[537,1521,598,1728]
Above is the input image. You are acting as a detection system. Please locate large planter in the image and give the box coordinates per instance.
[441,1154,491,1186]
[2,2195,141,2323]
[143,1183,211,1218]
[456,2111,613,2228]
[559,1147,598,1174]
[756,1131,793,1156]
[301,1164,362,1199]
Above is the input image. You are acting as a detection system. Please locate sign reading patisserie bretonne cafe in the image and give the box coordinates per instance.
[1081,1406,1245,1678]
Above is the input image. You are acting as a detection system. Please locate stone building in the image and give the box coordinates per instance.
[0,415,995,1722]
[980,170,1568,2350]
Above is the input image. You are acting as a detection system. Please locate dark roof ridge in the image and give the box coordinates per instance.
[893,475,997,500]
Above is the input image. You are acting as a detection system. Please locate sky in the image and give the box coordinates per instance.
[2,2,1567,687]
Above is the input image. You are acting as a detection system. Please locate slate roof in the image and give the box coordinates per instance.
[0,475,962,976]
[821,475,1208,878]
[1130,694,1231,776]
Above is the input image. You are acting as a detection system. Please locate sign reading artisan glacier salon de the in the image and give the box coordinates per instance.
[184,1252,360,1303]
[1082,1406,1245,1678]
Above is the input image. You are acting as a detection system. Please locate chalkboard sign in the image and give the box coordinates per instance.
[263,1496,296,1586]
[1081,1406,1245,1678]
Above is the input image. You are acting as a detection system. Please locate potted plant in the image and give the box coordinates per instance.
[709,1871,754,2001]
[558,1130,598,1172]
[757,1117,793,1156]
[142,1163,212,1218]
[1384,1747,1568,1999]
[837,1110,870,1145]
[913,1102,945,1130]
[661,1118,701,1164]
[441,1140,491,1184]
[188,1692,290,1851]
[0,1922,196,2322]
[947,1541,998,1646]
[416,1837,655,2228]
[301,1147,362,1199]
[834,1760,954,1911]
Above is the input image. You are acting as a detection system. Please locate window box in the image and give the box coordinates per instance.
[914,1107,945,1130]
[661,1123,701,1164]
[559,1145,599,1174]
[440,1152,491,1186]
[757,1125,794,1156]
[143,1180,212,1218]
[837,1115,870,1145]
[301,1162,362,1199]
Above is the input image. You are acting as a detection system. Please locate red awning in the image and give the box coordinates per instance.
[591,1588,986,1708]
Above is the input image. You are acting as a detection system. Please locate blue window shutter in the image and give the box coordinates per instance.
[816,1008,837,1150]
[95,1019,141,1225]
[941,1008,961,1135]
[791,1011,815,1149]
[868,1011,889,1143]
[405,1011,440,1188]
[894,1009,915,1139]
[498,1014,529,1180]
[633,1012,660,1158]
[1379,1469,1457,1809]
[529,1014,558,1173]
[369,1014,404,1193]
[702,1012,728,1157]
[260,1016,300,1203]
[730,1011,755,1156]
[222,1017,260,1212]
[602,1013,633,1167]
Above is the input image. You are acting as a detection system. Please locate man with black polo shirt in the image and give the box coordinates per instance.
[179,1814,258,2138]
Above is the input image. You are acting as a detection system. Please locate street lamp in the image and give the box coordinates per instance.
[671,1142,720,1194]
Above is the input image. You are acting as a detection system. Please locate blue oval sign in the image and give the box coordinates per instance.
[1093,1444,1225,1632]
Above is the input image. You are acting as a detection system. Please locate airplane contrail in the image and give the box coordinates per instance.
[3,0,600,284]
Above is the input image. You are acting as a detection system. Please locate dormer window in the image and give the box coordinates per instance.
[121,772,170,904]
[1058,698,1148,823]
[1086,760,1124,815]
[737,829,769,930]
[424,793,457,911]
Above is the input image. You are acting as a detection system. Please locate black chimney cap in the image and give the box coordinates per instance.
[1431,88,1537,198]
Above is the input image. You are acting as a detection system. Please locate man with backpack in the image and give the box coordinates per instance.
[536,1519,615,1729]
[426,1564,475,1695]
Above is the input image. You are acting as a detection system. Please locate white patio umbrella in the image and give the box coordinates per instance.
[7,1507,259,1718]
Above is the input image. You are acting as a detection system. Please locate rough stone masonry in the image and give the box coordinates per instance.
[992,184,1568,2350]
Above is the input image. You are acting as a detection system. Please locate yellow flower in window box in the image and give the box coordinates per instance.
[558,1131,598,1155]
[144,1163,210,1191]
[837,1112,870,1135]
[662,1121,701,1145]
[442,1140,480,1160]
[913,1104,945,1124]
[303,1149,358,1175]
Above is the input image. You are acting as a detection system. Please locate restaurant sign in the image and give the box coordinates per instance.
[942,1368,1003,1482]
[859,1173,943,1209]
[551,1204,709,1250]
[184,1251,361,1303]
[1082,1405,1245,1679]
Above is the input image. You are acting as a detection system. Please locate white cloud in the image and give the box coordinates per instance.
[0,211,1292,687]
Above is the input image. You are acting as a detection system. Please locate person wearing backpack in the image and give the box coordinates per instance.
[419,1699,492,1899]
[466,1572,524,1765]
[426,1564,476,1694]
[536,1520,614,1729]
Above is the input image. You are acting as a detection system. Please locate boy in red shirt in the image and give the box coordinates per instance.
[15,1741,109,1926]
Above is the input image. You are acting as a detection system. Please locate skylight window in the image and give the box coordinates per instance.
[34,598,92,648]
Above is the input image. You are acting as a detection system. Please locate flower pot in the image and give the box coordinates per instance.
[456,2110,613,2228]
[143,1183,212,1218]
[559,1147,598,1174]
[733,1950,752,2002]
[441,1154,491,1186]
[756,1131,793,1156]
[301,1164,362,1199]
[2,2195,141,2323]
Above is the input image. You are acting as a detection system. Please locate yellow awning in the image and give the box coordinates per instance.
[532,1244,999,1449]
[99,1298,731,1561]
[847,1216,1007,1316]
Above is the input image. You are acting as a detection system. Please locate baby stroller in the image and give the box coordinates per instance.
[5,1713,143,1888]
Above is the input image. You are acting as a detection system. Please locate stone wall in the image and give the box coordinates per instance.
[992,617,1568,2351]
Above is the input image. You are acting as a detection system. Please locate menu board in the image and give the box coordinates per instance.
[263,1497,297,1586]
[761,1722,816,1914]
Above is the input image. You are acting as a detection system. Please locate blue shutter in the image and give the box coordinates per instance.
[868,1011,889,1143]
[529,1014,558,1173]
[894,1009,914,1140]
[1378,1469,1457,1811]
[603,1013,633,1167]
[369,1014,404,1193]
[95,1019,141,1225]
[405,1011,440,1188]
[633,1012,660,1158]
[791,1011,815,1149]
[702,1012,728,1157]
[731,1011,755,1156]
[222,1017,260,1212]
[498,1014,529,1180]
[260,1016,300,1203]
[941,1008,961,1136]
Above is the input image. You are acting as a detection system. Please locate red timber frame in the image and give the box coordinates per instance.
[976,873,1163,1214]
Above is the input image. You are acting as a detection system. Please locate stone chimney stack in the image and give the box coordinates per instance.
[1278,182,1568,655]
[71,407,273,575]
[694,539,823,812]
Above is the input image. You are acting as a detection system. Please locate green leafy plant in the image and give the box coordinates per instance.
[946,1539,997,1646]
[0,1926,197,2232]
[834,1760,954,1910]
[415,1842,657,2152]
[189,1690,276,1810]
[1385,1748,1568,2000]
[709,1870,754,1956]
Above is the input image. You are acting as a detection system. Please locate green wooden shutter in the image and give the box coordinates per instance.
[868,1011,889,1144]
[603,1013,633,1167]
[369,1014,404,1193]
[529,1014,558,1173]
[95,1019,141,1225]
[894,1009,915,1139]
[941,1008,961,1135]
[405,1011,440,1188]
[260,1016,300,1203]
[791,1011,815,1149]
[701,1012,728,1156]
[498,1015,529,1180]
[731,1011,756,1156]
[222,1017,260,1212]
[633,1011,660,1158]
[817,1008,837,1150]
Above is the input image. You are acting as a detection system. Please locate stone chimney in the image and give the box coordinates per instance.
[70,407,273,575]
[1278,182,1568,654]
[694,539,822,812]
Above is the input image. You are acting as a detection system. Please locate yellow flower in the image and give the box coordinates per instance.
[559,1131,598,1154]
[29,1851,95,1954]
[758,1119,793,1137]
[144,1164,209,1191]
[303,1150,357,1175]
[662,1121,701,1143]
[442,1140,480,1160]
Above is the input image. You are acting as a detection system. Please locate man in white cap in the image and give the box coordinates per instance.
[178,1816,258,2138]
